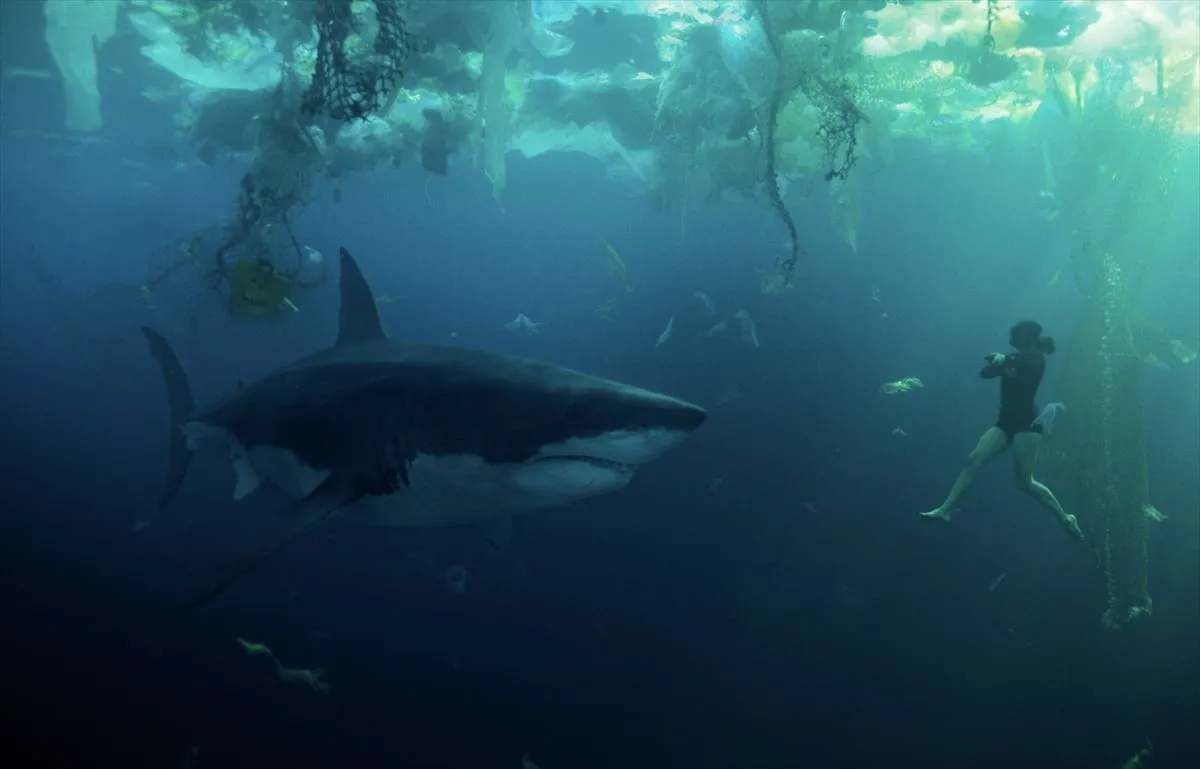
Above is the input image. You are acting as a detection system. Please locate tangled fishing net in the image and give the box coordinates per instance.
[301,0,413,122]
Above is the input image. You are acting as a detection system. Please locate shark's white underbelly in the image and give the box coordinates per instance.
[244,444,631,527]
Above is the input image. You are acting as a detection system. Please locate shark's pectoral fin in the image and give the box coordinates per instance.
[177,476,365,613]
[231,442,262,501]
[232,457,262,501]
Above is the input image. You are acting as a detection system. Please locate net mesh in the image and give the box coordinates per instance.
[301,0,412,122]
[1049,67,1184,629]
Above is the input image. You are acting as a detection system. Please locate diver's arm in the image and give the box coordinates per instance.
[979,353,1016,379]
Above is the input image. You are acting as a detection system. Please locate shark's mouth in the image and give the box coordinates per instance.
[534,455,637,474]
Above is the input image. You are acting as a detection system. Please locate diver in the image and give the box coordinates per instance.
[920,321,1083,541]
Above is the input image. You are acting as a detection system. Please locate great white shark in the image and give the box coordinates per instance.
[143,247,706,609]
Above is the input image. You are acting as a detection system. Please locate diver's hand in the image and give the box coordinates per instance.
[984,353,1007,365]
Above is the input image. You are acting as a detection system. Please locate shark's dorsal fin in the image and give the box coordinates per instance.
[336,247,387,347]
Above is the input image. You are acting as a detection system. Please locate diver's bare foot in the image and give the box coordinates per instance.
[920,507,952,522]
[1061,514,1084,541]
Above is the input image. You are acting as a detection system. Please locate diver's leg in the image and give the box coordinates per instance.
[1012,433,1083,541]
[921,427,1010,521]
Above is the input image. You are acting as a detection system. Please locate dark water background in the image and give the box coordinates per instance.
[1,11,1198,768]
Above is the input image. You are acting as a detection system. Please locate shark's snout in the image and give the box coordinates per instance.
[621,390,707,436]
[673,400,707,433]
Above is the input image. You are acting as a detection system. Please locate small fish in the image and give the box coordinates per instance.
[734,309,760,348]
[655,315,674,348]
[880,377,923,395]
[140,85,181,103]
[3,66,54,81]
[1170,339,1197,364]
[237,638,273,657]
[277,664,331,695]
[702,321,728,337]
[988,573,1007,592]
[758,270,790,296]
[8,128,63,142]
[65,133,109,146]
[1142,504,1167,523]
[693,291,715,314]
[180,744,199,769]
[444,564,468,594]
[597,235,633,293]
[505,313,543,334]
[594,297,619,319]
[710,387,741,408]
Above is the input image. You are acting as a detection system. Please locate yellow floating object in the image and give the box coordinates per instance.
[228,258,293,318]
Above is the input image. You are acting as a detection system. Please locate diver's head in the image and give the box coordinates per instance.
[1010,320,1056,354]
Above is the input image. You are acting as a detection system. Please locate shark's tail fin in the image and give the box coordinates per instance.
[141,327,196,507]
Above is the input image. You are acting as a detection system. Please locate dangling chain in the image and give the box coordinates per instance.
[983,0,997,52]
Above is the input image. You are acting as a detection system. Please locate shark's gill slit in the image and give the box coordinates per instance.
[534,455,635,473]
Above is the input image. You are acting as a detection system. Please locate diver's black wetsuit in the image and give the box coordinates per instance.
[980,351,1045,440]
